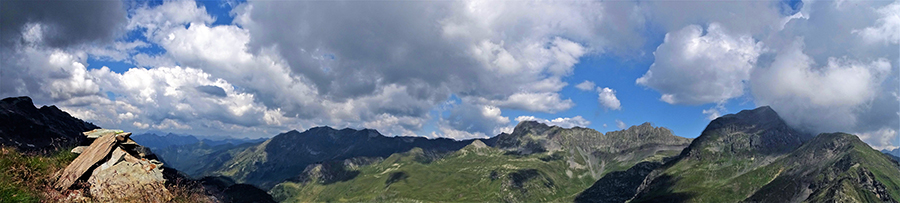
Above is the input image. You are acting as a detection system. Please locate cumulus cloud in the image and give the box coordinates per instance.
[856,127,899,151]
[576,81,621,110]
[575,81,596,91]
[441,103,510,138]
[477,92,575,114]
[0,45,103,105]
[597,87,622,110]
[634,0,899,149]
[853,1,899,45]
[1,0,897,149]
[233,0,649,123]
[751,39,892,133]
[514,116,590,128]
[637,23,762,105]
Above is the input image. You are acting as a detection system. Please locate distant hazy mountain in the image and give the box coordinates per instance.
[0,96,99,152]
[630,106,900,203]
[132,132,267,150]
[885,149,900,162]
[131,133,201,150]
[132,133,267,178]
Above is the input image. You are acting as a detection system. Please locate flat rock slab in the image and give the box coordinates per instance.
[82,129,123,139]
[54,131,122,190]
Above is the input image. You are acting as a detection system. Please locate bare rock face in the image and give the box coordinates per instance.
[87,147,171,202]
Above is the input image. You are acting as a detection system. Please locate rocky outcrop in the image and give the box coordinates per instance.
[55,129,173,202]
[0,96,99,153]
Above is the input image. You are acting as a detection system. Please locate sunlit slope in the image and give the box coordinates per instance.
[269,121,691,202]
[631,106,900,203]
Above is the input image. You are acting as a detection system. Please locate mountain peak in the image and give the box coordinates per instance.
[1,96,34,108]
[685,105,810,160]
[514,120,551,131]
[0,96,99,152]
[720,106,778,121]
[624,122,657,131]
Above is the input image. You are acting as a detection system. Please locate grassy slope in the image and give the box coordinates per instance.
[0,146,77,203]
[634,133,900,203]
[208,139,271,182]
[0,145,219,203]
[744,133,900,202]
[270,141,684,203]
[634,155,779,202]
[633,139,786,202]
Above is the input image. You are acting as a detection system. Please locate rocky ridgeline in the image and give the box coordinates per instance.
[54,129,172,202]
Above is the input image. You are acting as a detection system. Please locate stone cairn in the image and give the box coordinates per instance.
[53,129,173,202]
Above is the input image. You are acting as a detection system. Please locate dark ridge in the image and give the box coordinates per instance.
[223,184,277,203]
[575,161,663,203]
[245,126,476,189]
[0,96,99,153]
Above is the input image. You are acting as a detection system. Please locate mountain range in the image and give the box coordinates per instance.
[1,96,898,202]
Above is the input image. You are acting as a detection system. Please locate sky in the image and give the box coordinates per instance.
[0,0,898,150]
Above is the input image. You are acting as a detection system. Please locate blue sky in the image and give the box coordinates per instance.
[1,0,897,150]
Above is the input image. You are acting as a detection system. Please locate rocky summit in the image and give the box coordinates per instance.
[0,96,99,153]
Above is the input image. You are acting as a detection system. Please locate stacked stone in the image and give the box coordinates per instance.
[55,129,172,202]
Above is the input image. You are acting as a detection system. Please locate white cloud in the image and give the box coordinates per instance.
[440,103,510,138]
[702,103,726,120]
[433,125,490,140]
[856,128,899,151]
[702,102,727,120]
[751,39,892,133]
[615,119,627,130]
[575,80,596,91]
[132,121,149,129]
[853,1,900,44]
[597,87,622,110]
[363,114,426,137]
[637,23,762,105]
[514,115,590,128]
[2,0,898,147]
[127,0,214,34]
[479,92,575,114]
